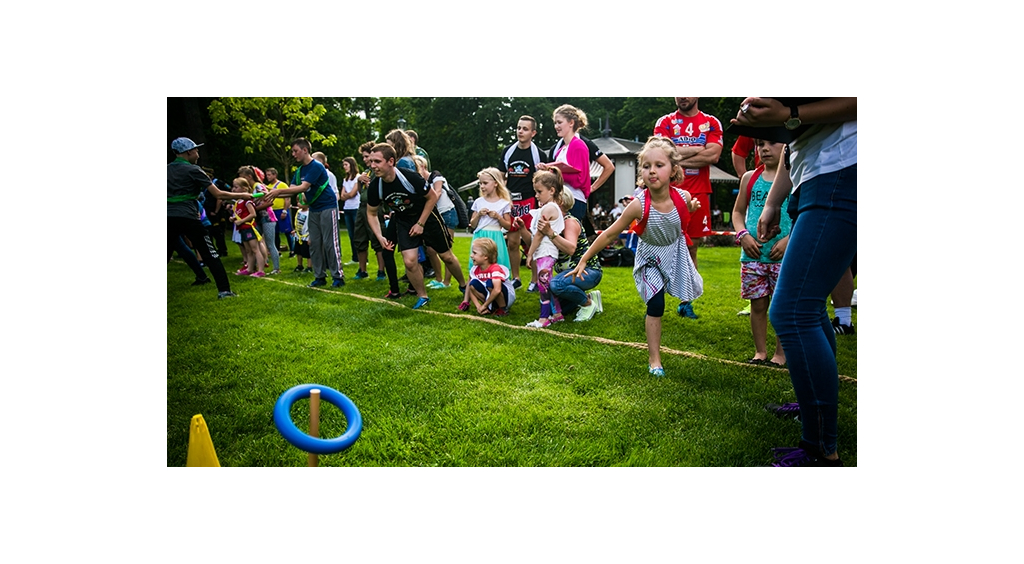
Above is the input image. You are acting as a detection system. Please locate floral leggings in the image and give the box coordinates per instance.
[535,256,562,319]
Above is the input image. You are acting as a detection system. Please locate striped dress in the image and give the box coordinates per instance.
[633,190,704,304]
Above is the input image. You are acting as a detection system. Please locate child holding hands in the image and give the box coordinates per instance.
[524,169,566,328]
[468,167,513,270]
[569,137,703,376]
[732,138,791,367]
[458,238,516,316]
[231,177,267,278]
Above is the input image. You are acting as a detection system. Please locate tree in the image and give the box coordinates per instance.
[207,97,338,181]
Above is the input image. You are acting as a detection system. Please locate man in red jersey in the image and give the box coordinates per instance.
[653,97,723,319]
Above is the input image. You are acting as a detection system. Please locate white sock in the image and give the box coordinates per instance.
[835,307,852,326]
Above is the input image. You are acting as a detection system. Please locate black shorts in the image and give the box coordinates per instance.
[387,210,452,254]
[239,228,258,243]
[295,240,310,258]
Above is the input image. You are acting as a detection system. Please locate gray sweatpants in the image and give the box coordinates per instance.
[308,207,342,280]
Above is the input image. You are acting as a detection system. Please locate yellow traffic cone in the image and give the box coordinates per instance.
[186,414,221,467]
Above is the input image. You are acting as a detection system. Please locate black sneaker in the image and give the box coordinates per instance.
[332,278,345,288]
[512,278,522,289]
[309,278,327,288]
[192,278,211,286]
[217,291,237,299]
[765,402,801,421]
[769,443,843,467]
[383,290,402,300]
[406,286,417,295]
[832,316,855,335]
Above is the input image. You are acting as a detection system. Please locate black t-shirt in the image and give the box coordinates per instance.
[367,167,429,219]
[167,160,214,220]
[498,143,549,201]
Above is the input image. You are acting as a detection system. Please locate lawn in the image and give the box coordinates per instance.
[167,234,857,466]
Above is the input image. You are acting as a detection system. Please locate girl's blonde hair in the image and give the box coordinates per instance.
[558,185,576,211]
[638,136,685,184]
[472,238,498,264]
[553,104,588,132]
[477,167,511,202]
[412,155,429,173]
[232,177,251,192]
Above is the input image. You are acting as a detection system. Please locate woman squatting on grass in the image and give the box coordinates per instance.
[569,137,703,377]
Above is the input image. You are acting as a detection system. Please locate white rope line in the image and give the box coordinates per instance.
[253,274,858,384]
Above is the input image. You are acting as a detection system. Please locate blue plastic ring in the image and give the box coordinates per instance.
[273,384,363,455]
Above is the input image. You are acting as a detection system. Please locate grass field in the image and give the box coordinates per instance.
[167,234,856,466]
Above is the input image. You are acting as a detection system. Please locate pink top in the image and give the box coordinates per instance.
[554,136,592,198]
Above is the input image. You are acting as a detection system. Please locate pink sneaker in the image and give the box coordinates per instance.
[235,268,251,276]
[550,313,565,324]
[250,271,266,278]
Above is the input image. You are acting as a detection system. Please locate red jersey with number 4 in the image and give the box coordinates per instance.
[653,110,723,195]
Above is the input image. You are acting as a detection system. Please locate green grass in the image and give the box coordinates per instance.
[167,235,856,466]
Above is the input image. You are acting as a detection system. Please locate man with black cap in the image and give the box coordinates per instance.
[168,137,250,299]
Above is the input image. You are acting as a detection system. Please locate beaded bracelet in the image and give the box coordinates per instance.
[735,229,749,244]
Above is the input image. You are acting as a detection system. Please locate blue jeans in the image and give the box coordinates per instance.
[343,209,358,262]
[550,266,603,313]
[769,164,856,457]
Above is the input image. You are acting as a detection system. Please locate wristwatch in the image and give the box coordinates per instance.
[784,105,802,130]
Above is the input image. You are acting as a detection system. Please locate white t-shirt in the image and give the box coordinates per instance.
[430,174,455,213]
[788,121,857,193]
[529,202,565,260]
[471,197,511,232]
[342,178,360,210]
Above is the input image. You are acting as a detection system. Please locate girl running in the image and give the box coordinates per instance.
[569,137,703,376]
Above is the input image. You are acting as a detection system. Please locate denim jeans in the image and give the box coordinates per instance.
[259,219,279,271]
[769,164,856,456]
[550,266,603,313]
[343,209,358,262]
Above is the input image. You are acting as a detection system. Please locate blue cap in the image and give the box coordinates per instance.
[171,137,204,153]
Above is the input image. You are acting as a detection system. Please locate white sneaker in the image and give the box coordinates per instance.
[574,300,598,322]
[851,289,857,307]
[590,290,603,313]
[737,304,751,316]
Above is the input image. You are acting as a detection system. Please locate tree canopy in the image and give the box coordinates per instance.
[173,97,749,190]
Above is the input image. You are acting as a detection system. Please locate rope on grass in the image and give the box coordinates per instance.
[251,275,857,385]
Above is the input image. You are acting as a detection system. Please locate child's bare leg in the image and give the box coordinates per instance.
[426,247,444,283]
[646,315,662,369]
[253,240,266,273]
[750,296,770,361]
[438,250,466,287]
[507,231,522,282]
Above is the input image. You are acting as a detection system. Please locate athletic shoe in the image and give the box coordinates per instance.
[426,280,447,289]
[574,300,599,322]
[590,290,603,313]
[235,268,251,276]
[383,290,402,300]
[832,316,855,335]
[457,301,470,312]
[737,304,751,316]
[769,444,843,467]
[269,269,280,275]
[217,291,237,299]
[308,278,327,288]
[375,271,386,281]
[649,366,665,377]
[192,278,211,286]
[406,286,417,295]
[677,302,698,319]
[851,289,857,307]
[250,271,266,278]
[527,282,538,293]
[354,271,369,280]
[458,285,467,294]
[526,318,552,328]
[332,278,345,288]
[512,278,522,289]
[293,266,304,273]
[304,267,313,273]
[765,402,801,421]
[493,307,508,317]
[413,296,431,310]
